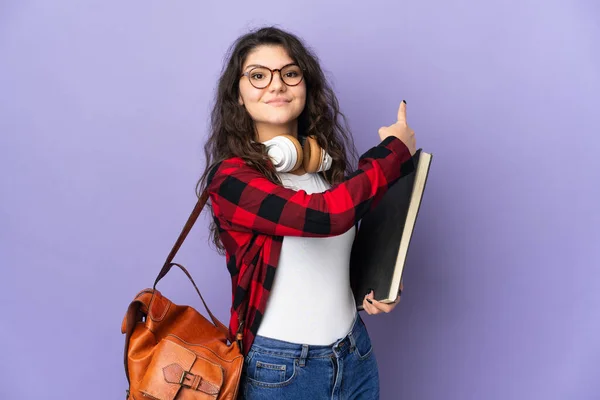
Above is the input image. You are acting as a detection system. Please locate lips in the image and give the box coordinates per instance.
[266,98,291,106]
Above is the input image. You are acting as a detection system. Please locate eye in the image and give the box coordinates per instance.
[251,73,265,80]
[284,71,299,78]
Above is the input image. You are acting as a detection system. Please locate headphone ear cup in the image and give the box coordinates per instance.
[264,134,304,172]
[283,135,304,171]
[303,136,324,173]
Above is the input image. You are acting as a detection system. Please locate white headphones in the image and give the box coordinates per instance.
[262,134,333,173]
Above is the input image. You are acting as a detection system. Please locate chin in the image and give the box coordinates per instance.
[248,103,304,127]
[262,111,302,126]
[267,116,297,125]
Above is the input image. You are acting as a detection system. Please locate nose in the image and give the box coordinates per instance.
[269,70,285,92]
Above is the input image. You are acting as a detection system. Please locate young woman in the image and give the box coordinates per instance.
[197,26,416,400]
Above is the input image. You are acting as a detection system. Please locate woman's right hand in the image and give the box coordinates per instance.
[378,100,416,155]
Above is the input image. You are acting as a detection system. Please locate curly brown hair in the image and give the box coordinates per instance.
[197,26,358,253]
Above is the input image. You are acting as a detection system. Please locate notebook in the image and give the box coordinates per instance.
[350,149,433,308]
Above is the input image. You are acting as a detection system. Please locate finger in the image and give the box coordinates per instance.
[363,292,380,315]
[362,298,374,314]
[367,291,387,313]
[362,297,373,314]
[370,298,395,314]
[397,100,407,124]
[369,291,399,312]
[364,300,380,315]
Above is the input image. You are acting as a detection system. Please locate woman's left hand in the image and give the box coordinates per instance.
[362,281,403,315]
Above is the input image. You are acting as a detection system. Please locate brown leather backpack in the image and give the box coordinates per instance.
[121,192,243,399]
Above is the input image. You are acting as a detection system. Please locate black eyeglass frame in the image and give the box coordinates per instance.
[240,63,306,89]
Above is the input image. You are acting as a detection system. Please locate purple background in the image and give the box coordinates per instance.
[1,1,599,399]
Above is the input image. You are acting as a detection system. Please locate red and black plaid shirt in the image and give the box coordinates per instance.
[207,136,415,355]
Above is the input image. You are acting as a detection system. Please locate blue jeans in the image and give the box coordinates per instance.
[239,315,379,399]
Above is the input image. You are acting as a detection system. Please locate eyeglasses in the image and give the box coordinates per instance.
[241,63,305,89]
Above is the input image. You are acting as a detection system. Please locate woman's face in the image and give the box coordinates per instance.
[239,45,306,137]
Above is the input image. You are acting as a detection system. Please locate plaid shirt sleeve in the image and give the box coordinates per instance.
[208,136,415,237]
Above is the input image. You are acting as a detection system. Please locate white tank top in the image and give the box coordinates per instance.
[256,172,358,345]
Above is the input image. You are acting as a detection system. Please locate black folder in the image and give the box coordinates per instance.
[350,149,433,308]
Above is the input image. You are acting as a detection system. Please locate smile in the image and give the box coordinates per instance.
[266,99,291,107]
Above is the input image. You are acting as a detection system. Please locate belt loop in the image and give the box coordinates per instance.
[349,331,357,352]
[299,344,309,367]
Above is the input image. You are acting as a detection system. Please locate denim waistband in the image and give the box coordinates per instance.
[250,313,366,360]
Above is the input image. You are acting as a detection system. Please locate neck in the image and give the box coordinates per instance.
[255,121,299,143]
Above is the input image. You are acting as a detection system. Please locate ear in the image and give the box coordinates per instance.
[238,95,244,106]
